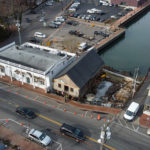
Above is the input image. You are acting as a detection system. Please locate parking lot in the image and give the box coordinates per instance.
[46,20,112,53]
[67,0,131,23]
[17,0,133,53]
[20,0,70,43]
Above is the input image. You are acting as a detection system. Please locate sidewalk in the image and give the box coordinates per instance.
[139,114,150,128]
[0,77,121,115]
[0,125,44,150]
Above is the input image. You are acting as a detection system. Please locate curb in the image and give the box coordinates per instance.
[0,78,121,115]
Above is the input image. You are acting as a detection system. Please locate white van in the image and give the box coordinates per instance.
[78,42,87,50]
[124,102,140,121]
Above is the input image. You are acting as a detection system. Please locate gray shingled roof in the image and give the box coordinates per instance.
[0,45,64,72]
[56,50,104,88]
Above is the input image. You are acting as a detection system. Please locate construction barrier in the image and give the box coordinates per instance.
[97,114,101,120]
[104,118,107,122]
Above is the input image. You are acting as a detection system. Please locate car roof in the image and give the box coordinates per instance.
[35,32,42,34]
[30,129,42,138]
[61,123,75,132]
[128,102,139,112]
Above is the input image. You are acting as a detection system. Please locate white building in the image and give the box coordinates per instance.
[0,42,76,92]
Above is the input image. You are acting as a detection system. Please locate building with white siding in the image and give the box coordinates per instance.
[0,42,76,92]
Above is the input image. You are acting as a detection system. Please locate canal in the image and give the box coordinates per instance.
[100,10,150,76]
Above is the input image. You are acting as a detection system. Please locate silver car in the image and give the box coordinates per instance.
[28,129,52,146]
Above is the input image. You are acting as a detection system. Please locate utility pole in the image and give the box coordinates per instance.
[16,20,21,45]
[98,119,111,150]
[132,67,139,98]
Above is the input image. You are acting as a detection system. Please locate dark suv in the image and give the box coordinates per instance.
[60,123,85,142]
[16,107,36,119]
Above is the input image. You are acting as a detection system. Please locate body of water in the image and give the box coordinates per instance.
[100,11,150,76]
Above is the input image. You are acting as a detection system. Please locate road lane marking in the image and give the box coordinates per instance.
[86,136,116,150]
[37,113,115,150]
[15,104,19,107]
[36,113,62,126]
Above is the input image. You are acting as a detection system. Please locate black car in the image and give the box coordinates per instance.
[60,123,85,142]
[16,107,36,119]
[69,30,76,35]
[73,13,79,18]
[66,20,78,26]
[29,37,40,44]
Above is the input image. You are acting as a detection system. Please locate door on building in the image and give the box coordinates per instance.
[64,85,69,92]
[26,77,30,84]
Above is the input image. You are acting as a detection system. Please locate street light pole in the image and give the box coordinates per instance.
[16,20,21,45]
[98,119,111,150]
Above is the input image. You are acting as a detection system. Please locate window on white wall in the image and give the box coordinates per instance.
[40,80,45,85]
[1,68,5,73]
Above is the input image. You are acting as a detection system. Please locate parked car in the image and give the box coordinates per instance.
[69,7,76,12]
[49,23,59,28]
[85,15,92,20]
[81,15,86,20]
[99,18,105,22]
[124,102,140,121]
[73,12,79,18]
[29,37,41,44]
[66,20,78,26]
[69,30,76,35]
[55,16,65,22]
[34,32,46,38]
[30,9,36,14]
[52,21,62,25]
[0,143,7,150]
[78,42,87,50]
[87,8,102,14]
[39,17,45,22]
[46,1,53,6]
[111,15,118,19]
[16,107,36,119]
[95,16,101,21]
[60,123,85,142]
[25,18,31,23]
[28,129,52,146]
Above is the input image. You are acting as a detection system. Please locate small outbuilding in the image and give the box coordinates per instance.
[53,50,104,100]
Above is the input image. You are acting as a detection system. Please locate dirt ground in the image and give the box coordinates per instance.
[0,125,44,150]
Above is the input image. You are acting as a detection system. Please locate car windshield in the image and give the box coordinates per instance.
[74,128,81,136]
[39,133,46,141]
[126,110,134,116]
[27,111,34,116]
[22,108,28,113]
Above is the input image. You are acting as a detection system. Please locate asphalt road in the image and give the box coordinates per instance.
[0,87,150,150]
